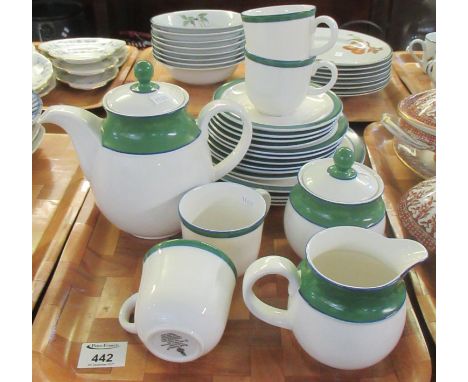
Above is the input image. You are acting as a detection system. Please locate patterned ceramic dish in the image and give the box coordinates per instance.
[398,177,436,253]
[32,92,42,125]
[55,67,118,90]
[397,89,436,135]
[151,10,242,33]
[52,56,119,76]
[32,51,54,93]
[39,38,126,64]
[36,75,57,97]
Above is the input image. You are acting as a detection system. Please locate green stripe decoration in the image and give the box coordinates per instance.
[298,259,406,323]
[245,50,315,68]
[144,239,237,277]
[289,184,386,228]
[241,9,315,23]
[180,214,265,239]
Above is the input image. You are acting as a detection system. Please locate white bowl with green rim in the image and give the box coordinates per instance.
[151,10,242,33]
[213,79,343,131]
[153,37,245,52]
[284,147,386,258]
[154,44,245,60]
[152,28,244,43]
[154,47,244,64]
[159,61,240,85]
[152,31,245,45]
[154,51,244,68]
[119,239,236,362]
[179,182,270,276]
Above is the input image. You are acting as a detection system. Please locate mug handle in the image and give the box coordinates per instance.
[119,293,138,334]
[381,113,431,150]
[426,59,436,83]
[309,16,338,56]
[255,188,271,214]
[309,60,338,95]
[242,256,300,329]
[198,99,253,181]
[407,39,425,66]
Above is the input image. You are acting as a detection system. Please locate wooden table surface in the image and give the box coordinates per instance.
[32,134,90,310]
[392,52,434,95]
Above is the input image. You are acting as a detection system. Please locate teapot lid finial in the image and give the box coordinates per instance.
[130,60,159,93]
[327,147,357,180]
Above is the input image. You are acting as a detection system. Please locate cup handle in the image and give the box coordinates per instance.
[381,113,431,150]
[119,293,138,334]
[242,256,300,329]
[255,188,271,214]
[309,60,338,95]
[407,39,425,66]
[198,99,253,181]
[426,59,436,83]
[309,16,338,56]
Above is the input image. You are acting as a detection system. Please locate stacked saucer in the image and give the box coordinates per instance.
[32,92,45,154]
[311,28,393,96]
[32,48,56,97]
[151,10,245,85]
[38,38,128,90]
[209,80,359,206]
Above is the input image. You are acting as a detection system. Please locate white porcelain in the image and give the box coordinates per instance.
[242,5,338,60]
[153,37,244,54]
[56,67,118,90]
[426,59,436,84]
[407,32,436,70]
[179,182,270,276]
[32,51,54,92]
[39,37,126,64]
[243,227,428,369]
[39,63,253,239]
[36,74,57,97]
[315,74,391,90]
[119,240,236,362]
[245,56,337,116]
[151,10,242,33]
[32,124,45,154]
[160,62,239,85]
[52,56,118,75]
[314,27,392,66]
[32,92,42,125]
[152,28,244,43]
[155,48,243,64]
[154,44,244,60]
[155,52,243,69]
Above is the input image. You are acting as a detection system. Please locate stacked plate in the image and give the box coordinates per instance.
[38,38,128,90]
[151,10,245,85]
[208,80,364,206]
[32,47,56,97]
[311,28,393,97]
[32,92,45,154]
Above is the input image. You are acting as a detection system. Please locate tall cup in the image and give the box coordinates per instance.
[407,32,436,71]
[241,4,338,61]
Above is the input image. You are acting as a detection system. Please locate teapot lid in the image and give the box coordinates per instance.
[299,147,384,205]
[103,60,189,117]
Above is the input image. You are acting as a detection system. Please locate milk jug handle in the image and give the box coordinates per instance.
[198,99,253,181]
[119,293,138,334]
[242,256,300,330]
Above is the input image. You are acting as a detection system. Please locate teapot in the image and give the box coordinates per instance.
[243,226,428,370]
[39,61,253,238]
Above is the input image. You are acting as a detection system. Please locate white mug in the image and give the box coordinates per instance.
[242,4,338,61]
[179,182,271,276]
[245,52,338,116]
[119,239,236,362]
[407,32,436,71]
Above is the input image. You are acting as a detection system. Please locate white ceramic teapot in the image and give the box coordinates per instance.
[39,61,253,238]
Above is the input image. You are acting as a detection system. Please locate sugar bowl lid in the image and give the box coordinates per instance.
[299,147,384,204]
[103,60,189,117]
[398,89,436,134]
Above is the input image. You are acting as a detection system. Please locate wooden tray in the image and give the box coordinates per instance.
[364,122,436,343]
[32,134,90,310]
[33,191,432,381]
[128,48,410,122]
[41,46,138,110]
[392,52,434,95]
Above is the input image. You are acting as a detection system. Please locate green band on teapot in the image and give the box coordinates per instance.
[298,260,406,322]
[289,184,386,228]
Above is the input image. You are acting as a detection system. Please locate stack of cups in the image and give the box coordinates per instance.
[407,32,436,84]
[242,4,339,116]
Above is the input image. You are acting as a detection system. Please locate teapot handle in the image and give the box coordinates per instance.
[242,256,300,330]
[198,99,253,181]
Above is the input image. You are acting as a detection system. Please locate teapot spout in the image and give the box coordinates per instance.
[40,105,102,181]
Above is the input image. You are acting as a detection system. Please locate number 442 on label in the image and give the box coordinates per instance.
[77,342,128,369]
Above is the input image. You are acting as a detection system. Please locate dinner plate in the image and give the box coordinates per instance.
[56,67,118,90]
[314,74,391,90]
[223,173,297,190]
[317,59,392,74]
[51,56,118,75]
[32,51,54,92]
[32,124,45,154]
[32,92,42,124]
[335,82,389,96]
[314,28,392,66]
[151,10,242,32]
[214,79,343,129]
[313,69,391,83]
[316,63,392,78]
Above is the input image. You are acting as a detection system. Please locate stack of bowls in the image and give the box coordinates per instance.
[38,38,128,90]
[32,92,45,154]
[208,80,365,206]
[32,47,56,97]
[151,10,245,85]
[311,28,393,97]
[381,89,436,179]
